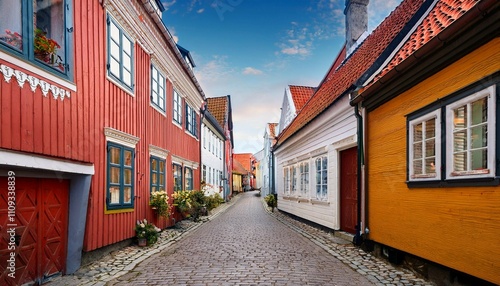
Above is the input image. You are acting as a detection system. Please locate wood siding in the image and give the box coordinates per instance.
[366,38,500,284]
[275,95,357,230]
[1,0,202,252]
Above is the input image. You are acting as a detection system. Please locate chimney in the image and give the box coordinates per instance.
[344,0,369,53]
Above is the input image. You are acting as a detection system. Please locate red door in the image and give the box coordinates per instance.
[340,147,358,234]
[0,177,69,286]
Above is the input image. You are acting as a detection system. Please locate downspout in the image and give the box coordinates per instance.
[199,101,207,188]
[353,103,364,246]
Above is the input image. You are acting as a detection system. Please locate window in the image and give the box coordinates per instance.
[173,163,183,191]
[315,157,328,200]
[300,162,309,195]
[173,90,182,124]
[203,126,207,149]
[0,0,71,76]
[185,167,193,191]
[446,86,495,179]
[150,157,165,193]
[407,83,497,186]
[107,143,134,209]
[151,65,165,111]
[185,104,197,136]
[107,14,133,90]
[291,165,297,194]
[283,167,290,194]
[409,111,441,181]
[202,164,207,182]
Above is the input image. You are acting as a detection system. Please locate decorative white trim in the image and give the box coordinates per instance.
[0,63,71,100]
[171,154,199,170]
[0,51,76,91]
[0,149,94,175]
[104,127,140,148]
[149,144,169,160]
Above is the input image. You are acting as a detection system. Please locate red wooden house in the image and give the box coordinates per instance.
[0,0,204,284]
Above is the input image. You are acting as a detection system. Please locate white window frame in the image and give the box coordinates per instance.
[173,89,182,124]
[315,156,328,201]
[409,110,441,181]
[151,65,166,112]
[445,85,496,179]
[283,167,290,195]
[107,14,134,92]
[300,161,309,196]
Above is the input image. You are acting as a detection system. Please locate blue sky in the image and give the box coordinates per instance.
[162,0,402,154]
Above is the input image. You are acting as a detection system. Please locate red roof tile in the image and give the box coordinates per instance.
[206,96,228,128]
[364,0,480,88]
[288,85,316,112]
[276,0,424,146]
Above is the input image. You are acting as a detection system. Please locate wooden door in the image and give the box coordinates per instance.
[340,147,358,234]
[0,177,69,285]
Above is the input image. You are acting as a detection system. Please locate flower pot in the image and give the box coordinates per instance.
[137,237,147,247]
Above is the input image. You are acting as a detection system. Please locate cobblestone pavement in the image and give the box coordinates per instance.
[48,191,433,286]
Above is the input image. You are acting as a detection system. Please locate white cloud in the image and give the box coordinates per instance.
[162,0,176,11]
[197,8,204,14]
[242,67,263,75]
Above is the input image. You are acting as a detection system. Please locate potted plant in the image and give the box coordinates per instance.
[150,190,171,219]
[172,190,192,218]
[135,219,161,246]
[34,28,61,65]
[264,194,277,212]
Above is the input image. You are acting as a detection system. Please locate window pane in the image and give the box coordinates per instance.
[425,139,435,157]
[471,149,487,170]
[413,123,422,142]
[0,1,23,51]
[425,158,436,174]
[110,147,120,164]
[471,125,487,149]
[471,97,487,125]
[413,160,422,175]
[110,22,120,42]
[454,152,467,172]
[425,119,435,139]
[110,58,120,78]
[123,187,132,203]
[151,158,157,171]
[151,186,156,193]
[160,173,165,186]
[124,150,132,166]
[124,169,132,184]
[110,167,120,183]
[122,54,131,70]
[413,143,422,159]
[160,161,165,173]
[34,0,66,68]
[453,131,467,152]
[123,70,132,86]
[453,106,467,129]
[110,40,120,59]
[122,35,132,55]
[152,172,157,185]
[109,187,120,204]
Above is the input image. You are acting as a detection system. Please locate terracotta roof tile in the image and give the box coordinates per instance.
[276,0,424,146]
[206,96,228,128]
[288,85,316,112]
[366,0,480,87]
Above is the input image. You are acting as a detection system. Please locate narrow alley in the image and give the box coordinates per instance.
[106,191,374,285]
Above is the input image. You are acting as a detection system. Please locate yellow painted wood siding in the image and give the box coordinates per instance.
[367,38,500,284]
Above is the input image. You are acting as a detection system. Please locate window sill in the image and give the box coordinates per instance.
[106,74,134,97]
[150,103,167,117]
[310,199,330,206]
[105,207,134,214]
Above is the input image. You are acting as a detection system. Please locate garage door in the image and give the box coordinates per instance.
[0,177,69,285]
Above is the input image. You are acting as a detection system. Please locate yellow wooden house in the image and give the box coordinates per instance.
[350,0,499,284]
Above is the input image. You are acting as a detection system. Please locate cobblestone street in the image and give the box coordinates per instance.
[49,191,433,286]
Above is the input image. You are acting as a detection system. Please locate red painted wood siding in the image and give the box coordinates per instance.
[1,0,202,252]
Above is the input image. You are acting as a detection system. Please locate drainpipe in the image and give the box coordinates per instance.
[353,103,364,246]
